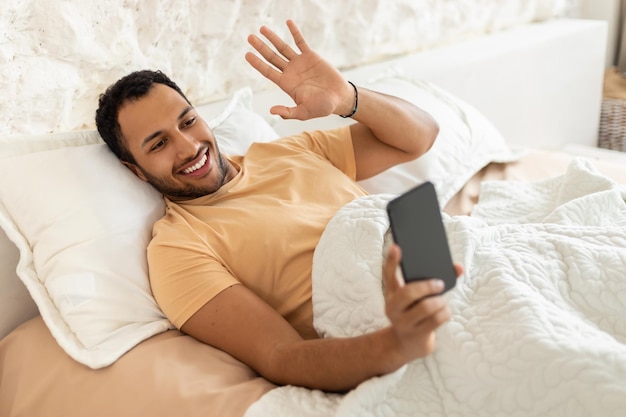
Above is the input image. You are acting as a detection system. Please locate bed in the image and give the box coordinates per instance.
[2,2,626,416]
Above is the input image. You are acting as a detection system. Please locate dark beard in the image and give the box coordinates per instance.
[139,151,231,200]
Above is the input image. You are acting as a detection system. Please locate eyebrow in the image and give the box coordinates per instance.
[140,105,194,149]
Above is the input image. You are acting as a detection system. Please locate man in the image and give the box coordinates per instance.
[96,20,462,392]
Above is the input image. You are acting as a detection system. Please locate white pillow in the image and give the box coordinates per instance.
[0,87,279,367]
[0,144,169,367]
[357,77,525,206]
[0,133,104,342]
[0,227,39,339]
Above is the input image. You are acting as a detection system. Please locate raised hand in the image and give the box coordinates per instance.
[245,20,355,120]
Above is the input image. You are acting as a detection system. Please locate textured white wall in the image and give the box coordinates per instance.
[0,0,569,137]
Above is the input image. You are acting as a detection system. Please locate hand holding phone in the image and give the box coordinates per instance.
[386,181,457,293]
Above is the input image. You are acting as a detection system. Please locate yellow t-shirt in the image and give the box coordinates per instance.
[148,127,367,339]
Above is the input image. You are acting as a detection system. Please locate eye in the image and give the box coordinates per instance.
[150,138,167,152]
[182,116,196,128]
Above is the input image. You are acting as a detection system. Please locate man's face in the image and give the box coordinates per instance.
[117,83,236,201]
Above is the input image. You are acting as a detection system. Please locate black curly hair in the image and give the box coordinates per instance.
[95,70,190,163]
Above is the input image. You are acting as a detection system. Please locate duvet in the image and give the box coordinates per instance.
[245,158,626,417]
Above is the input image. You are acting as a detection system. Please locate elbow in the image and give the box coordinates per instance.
[408,116,439,161]
[424,118,439,153]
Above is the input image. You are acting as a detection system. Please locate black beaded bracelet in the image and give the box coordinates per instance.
[339,81,358,118]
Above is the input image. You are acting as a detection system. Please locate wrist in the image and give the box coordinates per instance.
[338,81,358,118]
[369,326,413,374]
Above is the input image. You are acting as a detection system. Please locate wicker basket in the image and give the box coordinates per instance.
[598,97,626,152]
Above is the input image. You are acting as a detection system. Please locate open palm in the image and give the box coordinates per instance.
[245,20,352,120]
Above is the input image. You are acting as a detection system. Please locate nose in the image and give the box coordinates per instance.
[172,130,200,160]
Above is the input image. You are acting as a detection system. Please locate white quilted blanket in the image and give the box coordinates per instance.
[245,159,626,417]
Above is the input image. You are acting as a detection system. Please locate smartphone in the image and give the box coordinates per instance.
[386,181,456,292]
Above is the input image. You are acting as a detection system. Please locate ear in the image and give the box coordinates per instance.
[122,161,148,182]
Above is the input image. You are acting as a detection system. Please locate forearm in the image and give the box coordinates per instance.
[266,326,407,392]
[182,253,452,392]
[344,86,439,157]
[342,85,440,180]
[182,284,413,393]
[262,246,453,392]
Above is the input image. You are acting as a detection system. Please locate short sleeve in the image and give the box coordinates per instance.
[275,126,357,181]
[148,222,240,329]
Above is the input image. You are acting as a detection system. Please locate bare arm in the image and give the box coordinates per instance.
[182,245,461,392]
[245,20,439,181]
[348,88,439,180]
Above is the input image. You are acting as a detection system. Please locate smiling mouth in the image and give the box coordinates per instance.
[181,152,208,174]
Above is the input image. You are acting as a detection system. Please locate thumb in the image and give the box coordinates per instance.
[384,244,404,293]
[270,105,299,120]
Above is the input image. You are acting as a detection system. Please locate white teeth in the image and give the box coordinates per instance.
[182,154,208,174]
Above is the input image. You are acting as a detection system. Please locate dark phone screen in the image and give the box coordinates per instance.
[386,181,456,292]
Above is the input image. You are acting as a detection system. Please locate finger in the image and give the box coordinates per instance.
[413,302,452,334]
[383,244,403,294]
[454,263,464,278]
[286,19,310,53]
[247,33,289,71]
[269,105,297,120]
[407,279,446,300]
[259,24,299,60]
[394,279,445,313]
[410,295,448,320]
[244,51,281,85]
[390,295,451,339]
[401,295,450,327]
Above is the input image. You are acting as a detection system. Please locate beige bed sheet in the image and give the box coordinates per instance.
[2,148,625,417]
[0,316,275,417]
